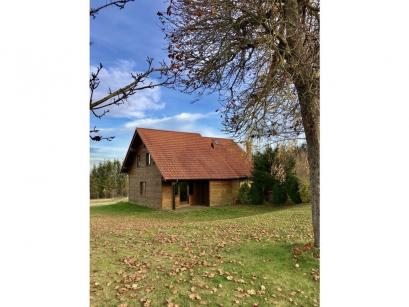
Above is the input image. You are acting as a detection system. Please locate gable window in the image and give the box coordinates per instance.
[146,153,152,166]
[140,181,146,196]
[136,154,141,168]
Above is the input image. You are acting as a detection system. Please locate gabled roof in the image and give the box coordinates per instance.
[121,128,252,180]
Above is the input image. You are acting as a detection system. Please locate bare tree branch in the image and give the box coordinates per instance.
[90,58,176,110]
[90,59,176,111]
[90,135,115,142]
[90,0,135,18]
[89,58,177,140]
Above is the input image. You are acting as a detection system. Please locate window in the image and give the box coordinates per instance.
[136,154,141,168]
[140,181,146,196]
[146,153,152,166]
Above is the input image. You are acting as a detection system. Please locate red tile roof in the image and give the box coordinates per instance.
[121,128,252,180]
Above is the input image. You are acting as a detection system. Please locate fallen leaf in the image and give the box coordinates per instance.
[247,289,256,295]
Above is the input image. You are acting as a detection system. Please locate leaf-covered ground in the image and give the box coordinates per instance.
[90,202,319,306]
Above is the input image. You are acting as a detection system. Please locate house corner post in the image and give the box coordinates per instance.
[171,182,176,210]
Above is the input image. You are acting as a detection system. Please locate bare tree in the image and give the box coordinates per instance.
[160,0,320,247]
[89,1,177,141]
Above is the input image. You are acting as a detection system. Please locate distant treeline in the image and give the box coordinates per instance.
[90,160,127,199]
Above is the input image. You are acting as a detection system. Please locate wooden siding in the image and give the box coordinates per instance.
[161,182,173,209]
[128,143,162,208]
[209,179,243,206]
[209,180,232,206]
[231,179,241,205]
[160,182,186,209]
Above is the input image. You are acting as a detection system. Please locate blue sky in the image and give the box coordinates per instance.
[90,0,228,166]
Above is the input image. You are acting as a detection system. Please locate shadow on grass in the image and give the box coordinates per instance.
[90,201,309,223]
[90,202,154,215]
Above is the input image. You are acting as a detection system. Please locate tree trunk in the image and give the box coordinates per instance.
[285,0,320,248]
[296,84,320,248]
[305,117,320,248]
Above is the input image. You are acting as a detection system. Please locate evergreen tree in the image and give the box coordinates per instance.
[90,159,127,199]
[251,145,304,205]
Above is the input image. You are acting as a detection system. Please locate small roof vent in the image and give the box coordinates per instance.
[211,139,219,149]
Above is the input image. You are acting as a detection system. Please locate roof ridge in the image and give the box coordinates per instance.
[136,127,235,141]
[202,136,234,141]
[136,127,201,135]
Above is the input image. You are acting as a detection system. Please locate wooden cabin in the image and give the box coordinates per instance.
[121,128,252,209]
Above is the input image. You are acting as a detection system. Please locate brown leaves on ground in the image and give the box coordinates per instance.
[90,205,319,306]
[311,268,320,281]
[292,242,314,256]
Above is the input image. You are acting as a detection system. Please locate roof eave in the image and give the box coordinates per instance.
[121,128,141,173]
[162,175,251,181]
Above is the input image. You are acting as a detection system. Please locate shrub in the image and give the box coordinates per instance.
[250,145,308,205]
[271,183,288,204]
[237,182,252,204]
[286,175,302,204]
[299,181,311,203]
[250,184,264,204]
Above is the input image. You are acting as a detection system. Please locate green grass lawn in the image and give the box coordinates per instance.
[91,202,319,307]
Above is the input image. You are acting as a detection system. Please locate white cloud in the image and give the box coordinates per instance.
[91,60,165,118]
[123,111,230,138]
[124,112,213,128]
[198,126,229,138]
[89,145,128,168]
[90,146,127,154]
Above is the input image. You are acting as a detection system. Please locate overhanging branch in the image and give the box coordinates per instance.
[90,0,135,18]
